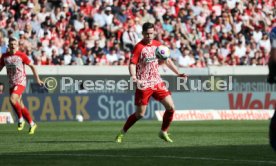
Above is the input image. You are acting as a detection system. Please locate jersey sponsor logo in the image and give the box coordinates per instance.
[144,57,157,63]
[137,45,162,88]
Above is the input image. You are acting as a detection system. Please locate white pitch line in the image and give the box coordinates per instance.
[0,153,276,165]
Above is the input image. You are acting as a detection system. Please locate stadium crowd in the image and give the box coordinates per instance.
[0,0,275,67]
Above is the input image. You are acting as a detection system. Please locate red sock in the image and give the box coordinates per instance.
[123,113,139,132]
[161,109,175,132]
[11,102,23,119]
[21,107,33,124]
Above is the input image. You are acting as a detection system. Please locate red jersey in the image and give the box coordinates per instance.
[0,51,30,87]
[130,40,163,88]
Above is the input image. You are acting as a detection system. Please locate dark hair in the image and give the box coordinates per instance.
[142,22,154,32]
[9,37,17,42]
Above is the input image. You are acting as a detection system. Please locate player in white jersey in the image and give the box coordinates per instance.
[0,37,43,134]
[115,22,187,143]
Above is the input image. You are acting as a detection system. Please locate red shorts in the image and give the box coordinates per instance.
[135,82,171,106]
[9,85,25,95]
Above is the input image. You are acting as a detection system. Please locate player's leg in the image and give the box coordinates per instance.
[9,93,22,120]
[152,82,175,142]
[9,85,26,131]
[123,105,147,132]
[160,95,175,132]
[9,93,24,131]
[19,95,34,125]
[160,95,174,132]
[19,96,37,134]
[159,95,175,142]
[115,105,147,143]
[115,88,152,143]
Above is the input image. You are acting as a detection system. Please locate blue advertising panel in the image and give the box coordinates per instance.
[0,94,163,121]
[1,92,275,121]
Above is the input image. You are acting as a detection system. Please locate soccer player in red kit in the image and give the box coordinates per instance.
[115,22,187,143]
[0,37,43,134]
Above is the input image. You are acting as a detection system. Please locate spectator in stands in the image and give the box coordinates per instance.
[122,26,139,51]
[170,43,182,62]
[26,48,34,64]
[74,14,85,32]
[95,51,108,65]
[106,48,118,65]
[0,0,274,67]
[0,33,7,55]
[91,40,103,57]
[62,47,72,65]
[93,7,105,28]
[103,7,114,27]
[162,15,174,33]
[115,5,127,24]
[74,50,84,65]
[51,49,61,65]
[178,47,194,67]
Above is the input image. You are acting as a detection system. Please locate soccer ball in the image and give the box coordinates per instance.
[155,45,170,60]
[76,114,84,122]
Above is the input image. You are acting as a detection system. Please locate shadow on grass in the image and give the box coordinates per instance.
[0,145,275,166]
[32,140,114,143]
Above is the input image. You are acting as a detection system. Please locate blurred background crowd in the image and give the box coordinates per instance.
[0,0,275,67]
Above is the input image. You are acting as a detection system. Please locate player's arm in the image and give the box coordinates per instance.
[129,44,141,82]
[20,52,43,86]
[129,63,137,82]
[27,63,43,86]
[164,58,188,78]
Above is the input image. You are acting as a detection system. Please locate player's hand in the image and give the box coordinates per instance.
[131,76,144,87]
[37,79,44,86]
[177,73,188,78]
[131,75,138,83]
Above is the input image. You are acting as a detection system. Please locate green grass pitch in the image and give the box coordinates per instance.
[0,121,275,166]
